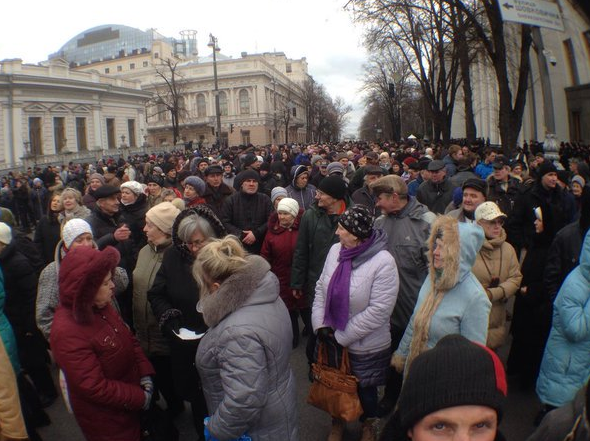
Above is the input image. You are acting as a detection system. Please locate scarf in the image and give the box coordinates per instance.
[324,231,376,331]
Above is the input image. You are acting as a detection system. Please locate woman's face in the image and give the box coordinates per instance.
[273,196,285,210]
[184,184,198,200]
[120,188,137,205]
[512,165,522,176]
[89,178,103,191]
[295,173,309,189]
[144,219,168,245]
[147,183,162,196]
[358,156,367,167]
[433,238,444,269]
[336,224,359,249]
[187,229,209,258]
[50,195,62,212]
[478,217,504,240]
[94,272,115,309]
[392,164,401,173]
[69,232,93,250]
[278,211,295,229]
[163,194,175,202]
[408,405,498,441]
[62,194,78,211]
[572,182,583,197]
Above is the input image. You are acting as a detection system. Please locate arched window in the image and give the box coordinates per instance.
[218,91,228,116]
[196,94,207,118]
[239,89,250,115]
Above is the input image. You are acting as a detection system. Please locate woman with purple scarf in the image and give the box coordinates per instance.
[312,205,399,441]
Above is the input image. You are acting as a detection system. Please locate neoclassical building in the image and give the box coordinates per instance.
[56,24,309,148]
[0,57,150,170]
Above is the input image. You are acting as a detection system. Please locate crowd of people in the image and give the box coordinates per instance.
[0,138,588,441]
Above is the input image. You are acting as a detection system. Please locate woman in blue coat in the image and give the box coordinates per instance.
[536,229,590,409]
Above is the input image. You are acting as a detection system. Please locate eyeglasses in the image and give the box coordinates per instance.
[185,238,208,249]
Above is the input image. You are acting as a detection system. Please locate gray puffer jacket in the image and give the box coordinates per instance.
[196,256,298,441]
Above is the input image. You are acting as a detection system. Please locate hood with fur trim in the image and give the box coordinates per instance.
[172,205,226,262]
[58,246,120,324]
[197,255,275,327]
[428,216,484,291]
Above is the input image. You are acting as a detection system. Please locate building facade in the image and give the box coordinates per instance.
[0,57,151,170]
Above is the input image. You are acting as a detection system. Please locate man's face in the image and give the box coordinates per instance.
[241,178,259,194]
[429,168,446,184]
[167,169,177,179]
[375,193,398,215]
[318,162,329,176]
[315,189,337,209]
[409,169,420,180]
[199,162,208,172]
[452,150,464,161]
[224,164,232,174]
[339,158,349,168]
[542,172,557,190]
[98,194,120,216]
[493,166,509,182]
[462,188,486,213]
[486,152,497,164]
[365,174,382,187]
[206,173,222,188]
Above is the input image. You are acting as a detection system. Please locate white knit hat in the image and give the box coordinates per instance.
[277,198,299,218]
[146,202,180,236]
[62,219,93,249]
[120,181,145,195]
[0,222,12,245]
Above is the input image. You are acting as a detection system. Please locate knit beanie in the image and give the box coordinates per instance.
[0,222,12,245]
[62,218,93,249]
[120,181,145,196]
[243,153,258,168]
[184,176,206,196]
[277,198,299,218]
[235,170,260,188]
[162,162,176,175]
[291,165,309,186]
[146,202,181,236]
[398,334,507,431]
[326,162,345,176]
[339,205,374,239]
[146,174,165,187]
[271,187,288,204]
[538,161,557,179]
[318,176,347,200]
[572,175,586,188]
[89,173,105,184]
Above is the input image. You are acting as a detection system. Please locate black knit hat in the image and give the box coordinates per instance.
[538,161,557,179]
[398,335,507,431]
[235,169,260,188]
[242,153,258,168]
[318,175,347,200]
[339,205,374,239]
[146,174,164,187]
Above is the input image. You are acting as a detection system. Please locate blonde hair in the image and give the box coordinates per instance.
[193,235,247,294]
[60,187,82,205]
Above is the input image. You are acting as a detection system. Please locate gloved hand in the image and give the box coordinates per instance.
[317,327,336,343]
[162,316,181,339]
[140,376,154,394]
[142,389,153,410]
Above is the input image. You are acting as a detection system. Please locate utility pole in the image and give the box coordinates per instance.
[208,34,223,148]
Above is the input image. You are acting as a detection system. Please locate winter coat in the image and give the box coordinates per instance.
[203,182,234,218]
[290,200,350,299]
[443,154,458,177]
[488,177,522,247]
[536,231,590,407]
[0,268,19,373]
[221,191,273,254]
[312,231,399,355]
[87,207,134,271]
[82,190,98,210]
[52,299,154,441]
[474,161,494,180]
[34,212,61,265]
[132,241,172,357]
[119,193,148,262]
[0,336,27,440]
[416,178,456,215]
[394,219,491,360]
[450,170,478,188]
[352,185,379,218]
[196,256,298,441]
[472,229,522,349]
[30,186,48,219]
[36,241,129,342]
[103,172,121,188]
[58,203,91,225]
[374,198,435,344]
[260,210,306,310]
[285,183,317,211]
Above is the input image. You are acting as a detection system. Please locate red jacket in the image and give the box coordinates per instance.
[261,209,306,310]
[52,302,154,441]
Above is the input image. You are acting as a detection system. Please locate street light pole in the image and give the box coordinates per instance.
[272,78,277,142]
[208,34,223,148]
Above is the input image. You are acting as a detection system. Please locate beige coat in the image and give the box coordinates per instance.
[472,229,522,349]
[0,338,28,440]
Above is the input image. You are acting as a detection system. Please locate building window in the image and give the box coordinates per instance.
[143,61,149,67]
[117,65,122,72]
[286,63,292,73]
[76,117,87,151]
[196,94,207,118]
[130,63,135,70]
[106,118,116,149]
[239,89,250,115]
[128,119,136,147]
[53,117,66,153]
[218,91,228,116]
[572,111,582,141]
[292,106,297,117]
[563,38,580,86]
[241,130,251,145]
[105,68,110,74]
[154,52,159,59]
[28,117,43,156]
[157,103,167,122]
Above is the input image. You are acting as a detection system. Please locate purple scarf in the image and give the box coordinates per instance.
[324,232,376,331]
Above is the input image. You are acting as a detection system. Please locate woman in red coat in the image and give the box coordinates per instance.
[261,197,306,348]
[51,246,155,441]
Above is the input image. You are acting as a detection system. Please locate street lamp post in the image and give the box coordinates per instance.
[271,78,278,142]
[208,34,223,148]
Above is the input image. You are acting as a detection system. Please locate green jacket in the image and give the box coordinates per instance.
[290,200,350,299]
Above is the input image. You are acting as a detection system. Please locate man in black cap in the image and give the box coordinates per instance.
[447,178,488,223]
[202,164,234,217]
[487,155,522,246]
[416,159,456,214]
[162,162,183,194]
[349,151,380,194]
[221,170,272,255]
[351,165,384,217]
[407,159,430,197]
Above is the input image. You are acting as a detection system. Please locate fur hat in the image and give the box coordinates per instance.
[271,187,288,204]
[339,205,374,239]
[184,176,206,196]
[277,198,299,218]
[0,222,12,245]
[398,334,507,430]
[62,218,93,249]
[146,202,181,236]
[318,176,347,200]
[59,246,120,324]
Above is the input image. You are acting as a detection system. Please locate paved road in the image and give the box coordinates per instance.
[38,332,540,441]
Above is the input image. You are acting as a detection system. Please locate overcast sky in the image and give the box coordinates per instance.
[0,0,368,136]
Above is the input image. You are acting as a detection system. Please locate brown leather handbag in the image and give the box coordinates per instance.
[307,343,363,421]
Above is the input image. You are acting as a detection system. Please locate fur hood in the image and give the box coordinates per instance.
[197,255,274,327]
[427,216,484,291]
[172,205,226,261]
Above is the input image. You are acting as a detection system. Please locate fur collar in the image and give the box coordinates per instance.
[428,216,460,291]
[198,255,271,327]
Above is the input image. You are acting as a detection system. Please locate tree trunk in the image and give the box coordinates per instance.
[457,37,477,143]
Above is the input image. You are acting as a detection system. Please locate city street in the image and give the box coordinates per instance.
[38,333,540,441]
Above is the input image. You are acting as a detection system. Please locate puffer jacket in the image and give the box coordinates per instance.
[394,218,491,360]
[285,183,317,211]
[0,268,19,373]
[312,230,399,354]
[536,230,590,407]
[196,256,298,441]
[472,229,522,349]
